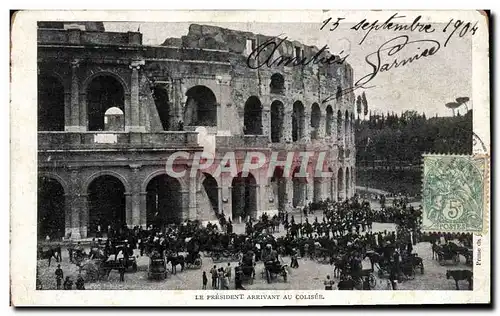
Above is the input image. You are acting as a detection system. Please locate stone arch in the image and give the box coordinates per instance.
[104,107,124,131]
[244,96,263,135]
[184,85,218,126]
[270,73,285,94]
[84,170,131,195]
[313,177,322,203]
[87,174,127,235]
[292,101,305,142]
[310,103,321,140]
[86,75,126,131]
[141,169,188,193]
[145,173,183,226]
[337,167,344,201]
[231,172,257,221]
[38,175,66,240]
[270,166,286,213]
[38,171,69,194]
[325,105,334,137]
[200,172,219,213]
[152,85,172,131]
[270,100,284,143]
[38,74,65,131]
[337,110,343,141]
[81,70,130,95]
[292,166,306,207]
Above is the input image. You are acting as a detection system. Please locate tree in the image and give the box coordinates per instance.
[356,95,362,121]
[456,97,470,112]
[362,92,368,118]
[445,102,460,117]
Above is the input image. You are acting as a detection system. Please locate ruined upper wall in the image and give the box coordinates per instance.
[174,24,350,78]
[38,22,106,32]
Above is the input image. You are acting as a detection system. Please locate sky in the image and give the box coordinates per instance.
[105,21,472,118]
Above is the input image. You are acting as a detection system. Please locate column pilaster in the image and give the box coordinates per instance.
[128,60,145,133]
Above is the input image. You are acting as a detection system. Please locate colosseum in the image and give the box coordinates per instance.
[37,22,356,240]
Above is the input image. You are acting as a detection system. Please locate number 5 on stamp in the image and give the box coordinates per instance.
[422,154,489,234]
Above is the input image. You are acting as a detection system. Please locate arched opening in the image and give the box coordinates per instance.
[38,75,65,131]
[270,100,284,143]
[244,96,263,135]
[88,175,126,236]
[146,174,182,228]
[231,172,257,221]
[292,167,306,208]
[202,173,219,214]
[38,177,65,240]
[104,107,124,131]
[270,73,285,94]
[271,167,286,213]
[184,85,217,126]
[326,105,333,137]
[337,110,343,141]
[152,86,171,131]
[337,168,344,201]
[313,178,322,203]
[345,110,349,144]
[310,103,321,140]
[87,76,125,131]
[346,167,351,198]
[292,101,305,142]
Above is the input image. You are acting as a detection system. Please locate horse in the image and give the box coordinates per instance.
[38,245,62,267]
[431,241,442,260]
[446,270,473,290]
[332,255,349,278]
[364,251,382,271]
[166,255,185,274]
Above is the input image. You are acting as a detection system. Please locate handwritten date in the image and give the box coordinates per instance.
[443,18,479,47]
[321,13,479,46]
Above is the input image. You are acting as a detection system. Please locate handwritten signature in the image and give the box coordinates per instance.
[246,36,348,70]
[322,35,441,103]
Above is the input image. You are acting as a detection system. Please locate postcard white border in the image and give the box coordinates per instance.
[10,10,490,306]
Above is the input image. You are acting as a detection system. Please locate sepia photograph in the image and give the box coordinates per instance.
[10,10,490,305]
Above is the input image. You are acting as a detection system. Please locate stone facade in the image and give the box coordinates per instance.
[37,22,356,240]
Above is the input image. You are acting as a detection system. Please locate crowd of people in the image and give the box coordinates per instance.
[39,193,430,290]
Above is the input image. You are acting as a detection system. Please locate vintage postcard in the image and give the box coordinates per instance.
[10,10,490,306]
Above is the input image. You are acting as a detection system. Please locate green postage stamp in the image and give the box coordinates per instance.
[422,154,489,234]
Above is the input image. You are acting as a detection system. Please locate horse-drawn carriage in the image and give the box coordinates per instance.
[263,260,288,283]
[185,251,202,269]
[37,244,62,266]
[211,247,241,263]
[148,251,168,280]
[366,244,424,281]
[436,243,460,265]
[240,251,255,284]
[352,268,377,289]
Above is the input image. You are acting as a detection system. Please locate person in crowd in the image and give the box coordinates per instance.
[119,266,125,282]
[202,271,208,289]
[76,273,85,290]
[210,265,218,289]
[55,264,64,290]
[225,263,232,281]
[63,276,73,290]
[234,264,245,290]
[324,275,334,290]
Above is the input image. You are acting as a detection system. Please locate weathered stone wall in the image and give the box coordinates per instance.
[37,24,357,238]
